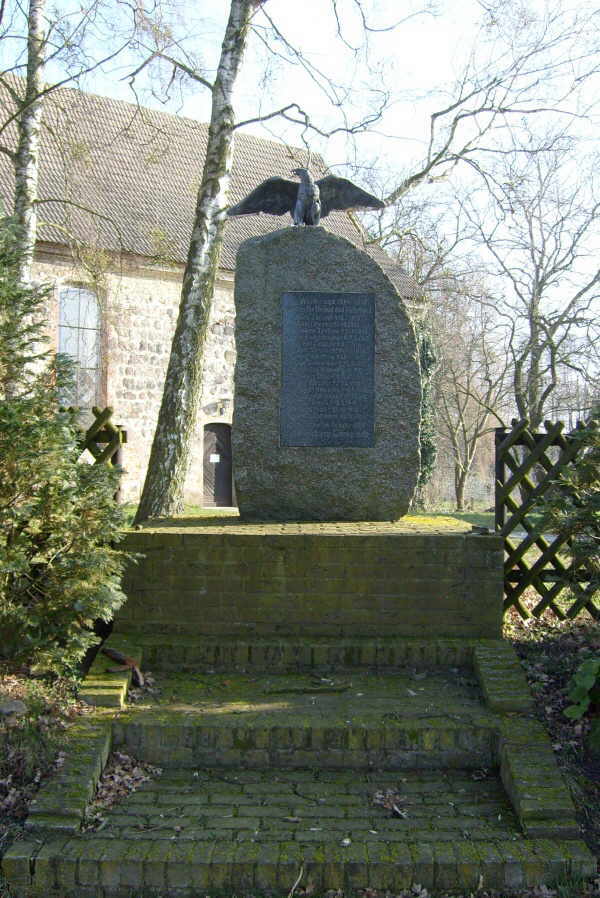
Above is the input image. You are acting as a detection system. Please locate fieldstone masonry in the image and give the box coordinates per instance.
[233,227,421,521]
[33,249,236,504]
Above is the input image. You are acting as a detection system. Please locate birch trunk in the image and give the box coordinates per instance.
[13,0,46,284]
[134,0,257,524]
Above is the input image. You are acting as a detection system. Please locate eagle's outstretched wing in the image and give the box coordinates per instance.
[317,175,385,218]
[228,177,298,217]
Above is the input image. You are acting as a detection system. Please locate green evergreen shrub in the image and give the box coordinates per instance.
[0,220,128,673]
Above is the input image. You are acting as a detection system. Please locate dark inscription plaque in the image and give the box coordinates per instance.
[280,292,375,447]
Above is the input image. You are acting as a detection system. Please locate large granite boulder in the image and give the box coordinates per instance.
[232,226,421,521]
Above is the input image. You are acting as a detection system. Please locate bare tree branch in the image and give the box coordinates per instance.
[460,141,600,429]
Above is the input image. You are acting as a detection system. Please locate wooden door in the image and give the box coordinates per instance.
[203,423,233,506]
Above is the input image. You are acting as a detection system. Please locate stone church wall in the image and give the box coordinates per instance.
[32,245,236,506]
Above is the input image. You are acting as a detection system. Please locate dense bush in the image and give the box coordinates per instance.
[0,221,128,673]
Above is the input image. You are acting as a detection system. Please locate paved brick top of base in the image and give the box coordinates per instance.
[128,513,477,536]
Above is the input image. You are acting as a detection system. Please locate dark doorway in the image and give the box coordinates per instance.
[203,423,233,506]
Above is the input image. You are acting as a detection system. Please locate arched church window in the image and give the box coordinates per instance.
[58,285,102,408]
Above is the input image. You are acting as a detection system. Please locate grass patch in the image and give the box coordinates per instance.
[122,507,482,531]
[419,510,494,529]
[120,500,498,532]
[120,506,556,536]
[121,503,239,527]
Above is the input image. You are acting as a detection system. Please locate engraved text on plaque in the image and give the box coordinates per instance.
[280,292,375,447]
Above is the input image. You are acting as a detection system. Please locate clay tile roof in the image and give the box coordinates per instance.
[0,82,418,300]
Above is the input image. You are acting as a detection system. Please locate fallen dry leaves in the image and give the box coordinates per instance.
[84,751,162,830]
[0,671,84,847]
[505,599,600,857]
[373,788,408,819]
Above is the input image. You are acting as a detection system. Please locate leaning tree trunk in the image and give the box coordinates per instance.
[134,0,258,524]
[13,0,47,284]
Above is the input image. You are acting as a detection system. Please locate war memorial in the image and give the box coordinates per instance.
[2,223,594,896]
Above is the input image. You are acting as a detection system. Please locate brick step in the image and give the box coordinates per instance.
[130,634,481,673]
[112,669,497,769]
[85,635,536,718]
[2,769,595,898]
[4,832,595,896]
[114,716,496,770]
[6,770,593,895]
[92,767,523,841]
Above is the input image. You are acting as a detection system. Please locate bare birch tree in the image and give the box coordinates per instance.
[0,0,136,282]
[9,0,45,284]
[132,0,600,521]
[132,0,403,522]
[133,0,261,522]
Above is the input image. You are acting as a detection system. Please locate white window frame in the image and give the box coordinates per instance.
[58,284,103,409]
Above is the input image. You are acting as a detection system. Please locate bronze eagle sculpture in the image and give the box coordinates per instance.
[227,167,385,227]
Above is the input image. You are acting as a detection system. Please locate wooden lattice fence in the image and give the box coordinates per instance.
[495,419,598,621]
[78,406,126,500]
[79,406,126,466]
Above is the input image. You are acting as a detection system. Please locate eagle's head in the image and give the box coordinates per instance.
[292,167,309,178]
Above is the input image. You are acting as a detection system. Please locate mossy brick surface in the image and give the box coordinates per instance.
[111,669,498,769]
[27,836,71,890]
[5,657,590,896]
[4,522,593,896]
[24,718,111,834]
[132,634,490,673]
[499,740,579,831]
[6,834,594,896]
[474,642,534,712]
[92,768,520,843]
[80,636,143,709]
[0,840,39,886]
[78,685,128,708]
[117,526,503,638]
